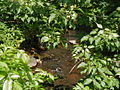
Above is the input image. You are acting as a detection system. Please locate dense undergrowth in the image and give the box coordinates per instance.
[0,0,120,90]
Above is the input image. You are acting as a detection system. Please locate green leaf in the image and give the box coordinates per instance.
[88,45,94,49]
[95,37,101,45]
[116,72,120,76]
[84,51,91,59]
[103,67,113,75]
[89,37,94,44]
[49,13,56,23]
[92,68,97,75]
[77,8,84,14]
[49,74,54,81]
[93,79,101,89]
[77,62,87,68]
[0,61,9,71]
[75,83,84,89]
[3,79,12,90]
[41,36,49,42]
[0,74,5,80]
[116,7,120,11]
[98,30,104,35]
[87,66,92,75]
[96,23,103,29]
[101,81,106,87]
[13,82,23,90]
[90,30,97,35]
[100,60,106,65]
[98,68,106,77]
[115,41,120,48]
[84,78,92,85]
[81,36,89,42]
[11,75,20,79]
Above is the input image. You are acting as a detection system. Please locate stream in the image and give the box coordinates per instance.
[39,45,82,89]
[20,30,85,89]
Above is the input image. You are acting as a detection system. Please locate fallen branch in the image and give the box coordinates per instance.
[69,60,81,74]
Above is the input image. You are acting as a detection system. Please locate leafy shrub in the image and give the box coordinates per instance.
[73,25,120,90]
[0,22,24,47]
[0,45,54,90]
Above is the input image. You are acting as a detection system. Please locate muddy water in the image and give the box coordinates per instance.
[37,45,82,89]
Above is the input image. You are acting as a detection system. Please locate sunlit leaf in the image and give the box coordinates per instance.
[77,62,87,68]
[103,67,113,75]
[98,30,104,35]
[3,79,12,90]
[49,13,56,23]
[93,79,101,89]
[41,36,49,42]
[116,72,120,76]
[84,78,92,85]
[13,82,23,90]
[100,60,106,65]
[117,7,120,11]
[81,36,89,42]
[96,23,103,29]
[11,75,20,79]
[0,61,9,71]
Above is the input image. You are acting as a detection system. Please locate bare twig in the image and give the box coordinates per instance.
[69,60,81,74]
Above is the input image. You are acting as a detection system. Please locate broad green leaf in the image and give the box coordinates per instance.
[98,30,104,35]
[84,78,92,85]
[41,36,49,42]
[20,53,29,63]
[98,68,106,77]
[0,74,5,80]
[11,75,20,79]
[37,79,44,83]
[101,81,106,87]
[95,37,101,45]
[86,0,91,3]
[77,62,87,68]
[81,36,89,42]
[77,83,84,88]
[81,69,87,74]
[84,86,90,90]
[77,8,84,14]
[93,79,101,89]
[0,61,9,71]
[53,42,58,48]
[116,72,120,76]
[84,51,91,59]
[115,41,120,48]
[87,66,92,75]
[48,73,54,81]
[88,45,94,49]
[92,68,97,75]
[3,79,12,90]
[95,76,101,81]
[90,30,97,35]
[103,67,113,75]
[117,7,120,11]
[100,60,106,65]
[49,13,56,23]
[112,33,119,38]
[89,37,94,44]
[96,23,103,29]
[13,82,23,90]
